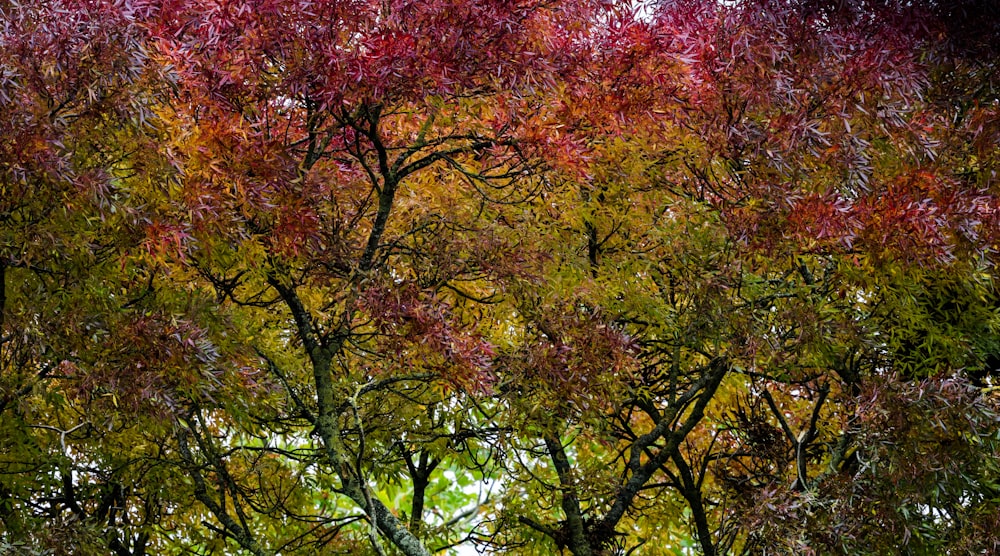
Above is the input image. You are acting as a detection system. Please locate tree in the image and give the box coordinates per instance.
[1,0,999,555]
[0,1,189,554]
[109,1,603,554]
[476,1,1000,554]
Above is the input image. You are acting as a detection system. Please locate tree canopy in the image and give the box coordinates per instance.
[1,0,999,555]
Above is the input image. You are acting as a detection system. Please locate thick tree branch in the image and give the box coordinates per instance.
[176,428,268,556]
[404,449,441,534]
[544,434,593,556]
[601,358,729,532]
[266,273,431,556]
[670,448,716,556]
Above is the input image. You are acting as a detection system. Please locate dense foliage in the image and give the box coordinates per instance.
[2,0,999,554]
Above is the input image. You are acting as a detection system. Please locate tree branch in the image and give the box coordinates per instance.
[544,433,592,556]
[601,358,729,531]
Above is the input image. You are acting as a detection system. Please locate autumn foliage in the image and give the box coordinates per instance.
[2,0,999,555]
